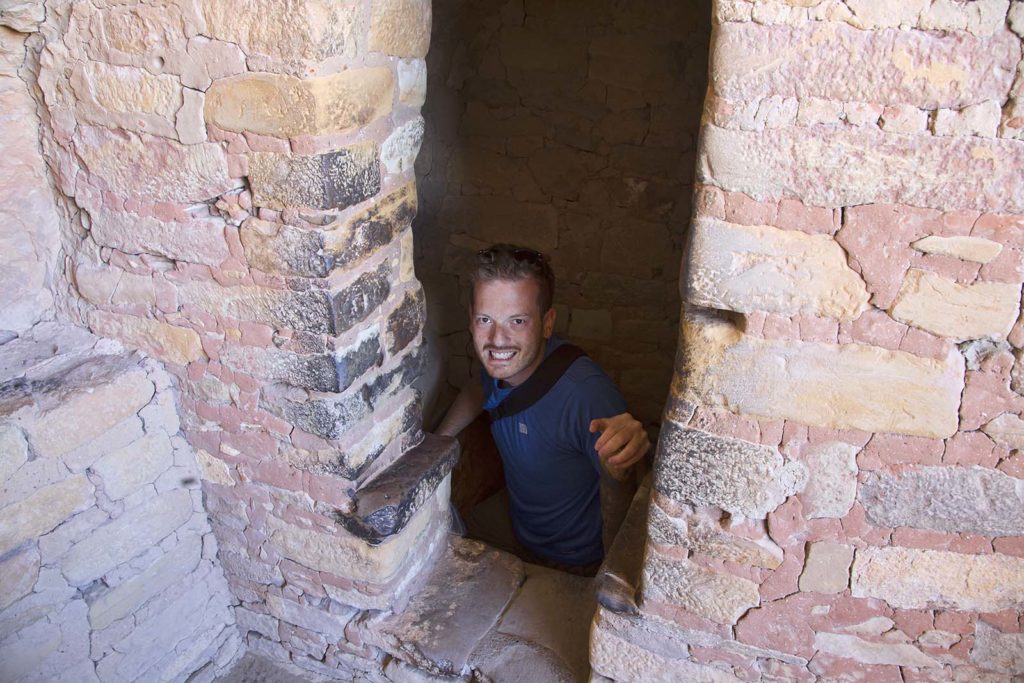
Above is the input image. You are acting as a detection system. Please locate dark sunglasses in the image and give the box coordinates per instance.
[477,247,547,264]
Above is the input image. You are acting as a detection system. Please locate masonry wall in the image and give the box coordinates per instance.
[6,0,458,679]
[592,1,1024,681]
[414,0,711,427]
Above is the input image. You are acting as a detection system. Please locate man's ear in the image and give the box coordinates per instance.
[543,307,556,338]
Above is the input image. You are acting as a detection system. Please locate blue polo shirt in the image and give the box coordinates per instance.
[481,336,627,566]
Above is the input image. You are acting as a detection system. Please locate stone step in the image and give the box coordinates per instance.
[333,432,459,544]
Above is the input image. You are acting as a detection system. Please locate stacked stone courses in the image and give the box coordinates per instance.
[589,0,1024,681]
[1,0,475,679]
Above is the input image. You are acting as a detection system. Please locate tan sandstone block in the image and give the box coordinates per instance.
[86,208,230,267]
[200,0,363,65]
[0,424,29,487]
[971,621,1024,676]
[370,0,431,58]
[88,311,205,366]
[814,632,937,668]
[851,545,1024,612]
[205,68,394,138]
[23,363,154,458]
[590,625,743,683]
[642,553,760,625]
[981,413,1024,450]
[266,482,446,584]
[699,124,1024,213]
[682,311,964,438]
[70,62,182,138]
[889,269,1021,342]
[911,235,1003,263]
[397,59,427,106]
[687,217,868,320]
[799,542,854,594]
[0,545,40,610]
[802,441,859,519]
[0,476,94,556]
[92,432,175,500]
[195,449,235,486]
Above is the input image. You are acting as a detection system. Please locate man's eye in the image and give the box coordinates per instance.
[477,317,490,325]
[512,318,525,325]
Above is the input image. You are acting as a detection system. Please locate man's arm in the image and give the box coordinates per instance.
[589,413,651,477]
[436,378,485,437]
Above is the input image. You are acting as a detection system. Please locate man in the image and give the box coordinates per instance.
[437,244,649,574]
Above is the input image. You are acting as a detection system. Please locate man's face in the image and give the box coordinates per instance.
[470,277,556,387]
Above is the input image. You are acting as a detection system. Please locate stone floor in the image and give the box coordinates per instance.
[215,543,598,682]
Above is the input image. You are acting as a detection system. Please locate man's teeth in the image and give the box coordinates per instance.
[490,350,515,360]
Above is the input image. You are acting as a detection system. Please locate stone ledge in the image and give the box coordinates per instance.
[334,433,458,544]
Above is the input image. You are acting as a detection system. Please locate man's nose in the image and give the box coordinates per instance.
[491,325,511,346]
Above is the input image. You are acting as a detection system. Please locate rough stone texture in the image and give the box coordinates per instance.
[799,542,854,594]
[687,217,868,320]
[683,312,965,438]
[654,420,807,519]
[70,61,182,137]
[0,28,60,335]
[851,546,1024,612]
[814,632,937,668]
[177,281,335,334]
[205,68,394,138]
[249,144,381,211]
[801,441,859,519]
[860,466,1024,537]
[712,22,1019,109]
[911,235,1003,263]
[87,310,206,366]
[0,475,94,556]
[382,117,425,175]
[982,412,1024,450]
[92,431,175,500]
[642,552,760,626]
[889,269,1021,342]
[369,0,432,58]
[325,182,417,272]
[648,502,782,570]
[86,207,231,267]
[591,625,743,683]
[971,620,1024,675]
[700,124,1024,213]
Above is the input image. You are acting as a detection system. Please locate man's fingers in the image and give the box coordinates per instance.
[589,418,607,434]
[607,431,650,467]
[596,429,629,458]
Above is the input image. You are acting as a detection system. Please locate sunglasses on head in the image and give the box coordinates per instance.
[477,247,546,264]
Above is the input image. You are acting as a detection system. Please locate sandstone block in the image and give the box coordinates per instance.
[934,101,1002,138]
[654,420,807,519]
[324,183,417,272]
[982,413,1024,450]
[381,117,424,175]
[22,360,154,458]
[86,207,230,267]
[911,235,1003,264]
[682,312,965,438]
[266,594,355,642]
[0,545,39,610]
[590,626,743,683]
[397,59,427,106]
[70,61,182,138]
[712,22,1018,109]
[75,264,155,307]
[266,481,445,583]
[971,620,1024,675]
[219,344,336,393]
[369,0,431,58]
[92,432,175,501]
[687,217,868,320]
[699,124,1024,213]
[647,504,783,569]
[195,449,234,486]
[205,68,394,138]
[642,552,760,625]
[76,126,232,203]
[851,545,1024,612]
[440,196,558,251]
[0,457,67,510]
[263,389,370,443]
[62,488,193,585]
[0,475,93,556]
[384,287,425,355]
[332,261,392,334]
[88,311,205,366]
[200,0,363,65]
[89,536,201,630]
[814,632,937,668]
[889,269,1020,342]
[860,465,1024,536]
[240,218,329,277]
[799,542,854,594]
[177,281,335,334]
[176,87,206,145]
[0,423,29,487]
[801,441,859,519]
[249,144,380,211]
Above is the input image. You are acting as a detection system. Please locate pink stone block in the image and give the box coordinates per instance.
[980,246,1024,282]
[695,184,726,219]
[809,652,901,683]
[992,535,1024,558]
[840,503,893,546]
[948,534,993,555]
[898,327,951,362]
[758,543,804,602]
[972,212,1024,248]
[797,315,839,343]
[641,600,733,641]
[960,370,1024,431]
[734,592,826,658]
[723,190,778,226]
[910,253,981,283]
[762,314,799,340]
[891,527,954,552]
[688,406,761,443]
[239,321,274,347]
[997,451,1024,478]
[892,609,934,640]
[860,433,945,468]
[776,197,836,235]
[934,611,975,636]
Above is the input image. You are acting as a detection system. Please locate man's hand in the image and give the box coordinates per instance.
[589,413,651,476]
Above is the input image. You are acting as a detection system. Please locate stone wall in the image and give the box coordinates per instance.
[9,0,458,679]
[591,1,1024,681]
[414,0,711,427]
[0,325,239,682]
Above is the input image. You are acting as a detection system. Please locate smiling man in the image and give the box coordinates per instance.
[437,244,650,574]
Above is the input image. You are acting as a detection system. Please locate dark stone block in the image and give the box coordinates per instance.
[331,262,391,333]
[331,183,416,270]
[266,390,371,442]
[335,333,384,393]
[272,290,336,335]
[240,219,332,278]
[333,433,459,544]
[322,145,381,211]
[360,348,426,408]
[249,143,380,212]
[384,287,425,355]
